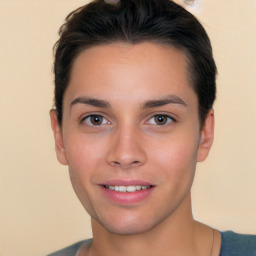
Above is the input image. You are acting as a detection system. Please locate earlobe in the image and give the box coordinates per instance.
[197,109,215,162]
[50,109,68,165]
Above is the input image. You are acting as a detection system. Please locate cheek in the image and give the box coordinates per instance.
[64,134,105,181]
[150,135,198,185]
[63,134,107,213]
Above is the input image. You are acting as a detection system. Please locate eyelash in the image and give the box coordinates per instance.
[146,114,176,126]
[81,114,110,126]
[80,113,176,127]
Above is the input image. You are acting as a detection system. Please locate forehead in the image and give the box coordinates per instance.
[65,42,197,107]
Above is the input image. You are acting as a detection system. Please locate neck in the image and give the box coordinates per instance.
[87,194,211,256]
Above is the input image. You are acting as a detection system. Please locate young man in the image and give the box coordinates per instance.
[49,0,256,255]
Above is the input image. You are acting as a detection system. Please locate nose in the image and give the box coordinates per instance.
[106,125,147,169]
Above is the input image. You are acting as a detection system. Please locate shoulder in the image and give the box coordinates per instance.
[47,239,92,256]
[220,231,256,256]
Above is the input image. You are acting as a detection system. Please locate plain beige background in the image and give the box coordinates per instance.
[0,1,255,255]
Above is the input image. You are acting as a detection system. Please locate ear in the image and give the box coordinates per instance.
[50,109,68,165]
[197,109,215,162]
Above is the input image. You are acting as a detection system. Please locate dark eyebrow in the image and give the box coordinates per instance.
[70,97,110,109]
[143,95,187,108]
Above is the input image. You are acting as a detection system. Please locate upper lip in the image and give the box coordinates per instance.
[101,179,155,186]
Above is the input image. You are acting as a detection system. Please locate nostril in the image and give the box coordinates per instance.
[110,160,142,168]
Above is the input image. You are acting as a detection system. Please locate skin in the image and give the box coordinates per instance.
[50,42,221,256]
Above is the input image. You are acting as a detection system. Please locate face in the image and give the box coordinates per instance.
[51,42,214,235]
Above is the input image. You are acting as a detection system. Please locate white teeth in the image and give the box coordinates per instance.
[105,185,151,192]
[119,186,126,192]
[127,186,136,192]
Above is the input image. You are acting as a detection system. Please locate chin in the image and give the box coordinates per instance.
[100,220,154,236]
[92,210,162,236]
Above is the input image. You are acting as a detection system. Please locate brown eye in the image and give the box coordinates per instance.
[154,115,168,125]
[90,115,103,125]
[82,115,108,126]
[147,114,174,126]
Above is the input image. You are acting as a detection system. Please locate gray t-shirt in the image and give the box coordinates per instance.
[219,231,256,256]
[47,231,256,256]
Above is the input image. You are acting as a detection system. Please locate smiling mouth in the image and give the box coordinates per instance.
[104,185,153,192]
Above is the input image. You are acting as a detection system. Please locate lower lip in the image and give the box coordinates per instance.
[100,186,155,205]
